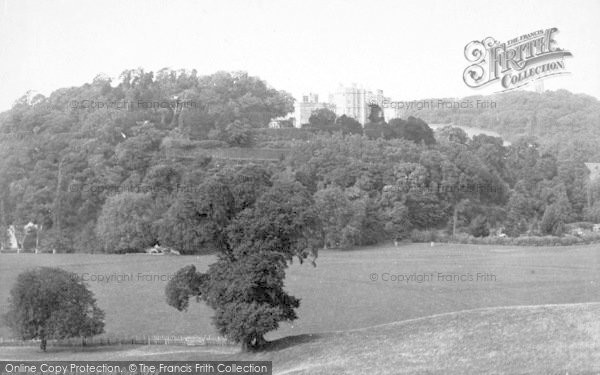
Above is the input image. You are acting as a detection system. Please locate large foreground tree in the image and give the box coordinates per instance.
[166,181,320,351]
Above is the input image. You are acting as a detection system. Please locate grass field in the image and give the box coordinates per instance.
[1,242,600,370]
[191,303,600,374]
[3,303,599,373]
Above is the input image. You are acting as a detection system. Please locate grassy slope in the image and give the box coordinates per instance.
[3,303,599,374]
[252,303,600,374]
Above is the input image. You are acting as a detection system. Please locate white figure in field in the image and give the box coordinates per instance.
[7,226,19,250]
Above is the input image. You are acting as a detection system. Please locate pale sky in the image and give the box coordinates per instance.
[0,0,599,111]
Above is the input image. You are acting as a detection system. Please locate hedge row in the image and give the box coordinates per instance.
[410,229,600,246]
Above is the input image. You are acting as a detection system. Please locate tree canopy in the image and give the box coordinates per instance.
[4,267,105,351]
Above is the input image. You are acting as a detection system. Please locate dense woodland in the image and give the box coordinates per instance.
[1,69,599,253]
[394,90,600,147]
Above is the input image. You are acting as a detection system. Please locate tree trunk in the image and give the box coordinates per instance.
[241,337,251,352]
[35,224,42,253]
[240,334,267,352]
[452,205,458,237]
[255,334,267,349]
[54,159,64,252]
[40,337,47,352]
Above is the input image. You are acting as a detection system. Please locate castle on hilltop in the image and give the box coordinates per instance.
[298,84,400,127]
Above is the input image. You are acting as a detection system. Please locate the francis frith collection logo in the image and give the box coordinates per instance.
[463,27,572,91]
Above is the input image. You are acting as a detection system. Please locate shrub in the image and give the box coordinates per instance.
[541,204,567,236]
[223,121,255,147]
[584,202,600,223]
[195,140,229,149]
[39,229,74,253]
[252,128,316,143]
[469,215,490,237]
[410,229,449,243]
[565,222,595,231]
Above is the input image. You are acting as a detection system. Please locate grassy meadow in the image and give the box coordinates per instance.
[2,242,600,340]
[1,242,600,371]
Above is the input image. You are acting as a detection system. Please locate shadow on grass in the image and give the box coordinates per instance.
[321,240,420,253]
[43,344,144,354]
[262,333,323,352]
